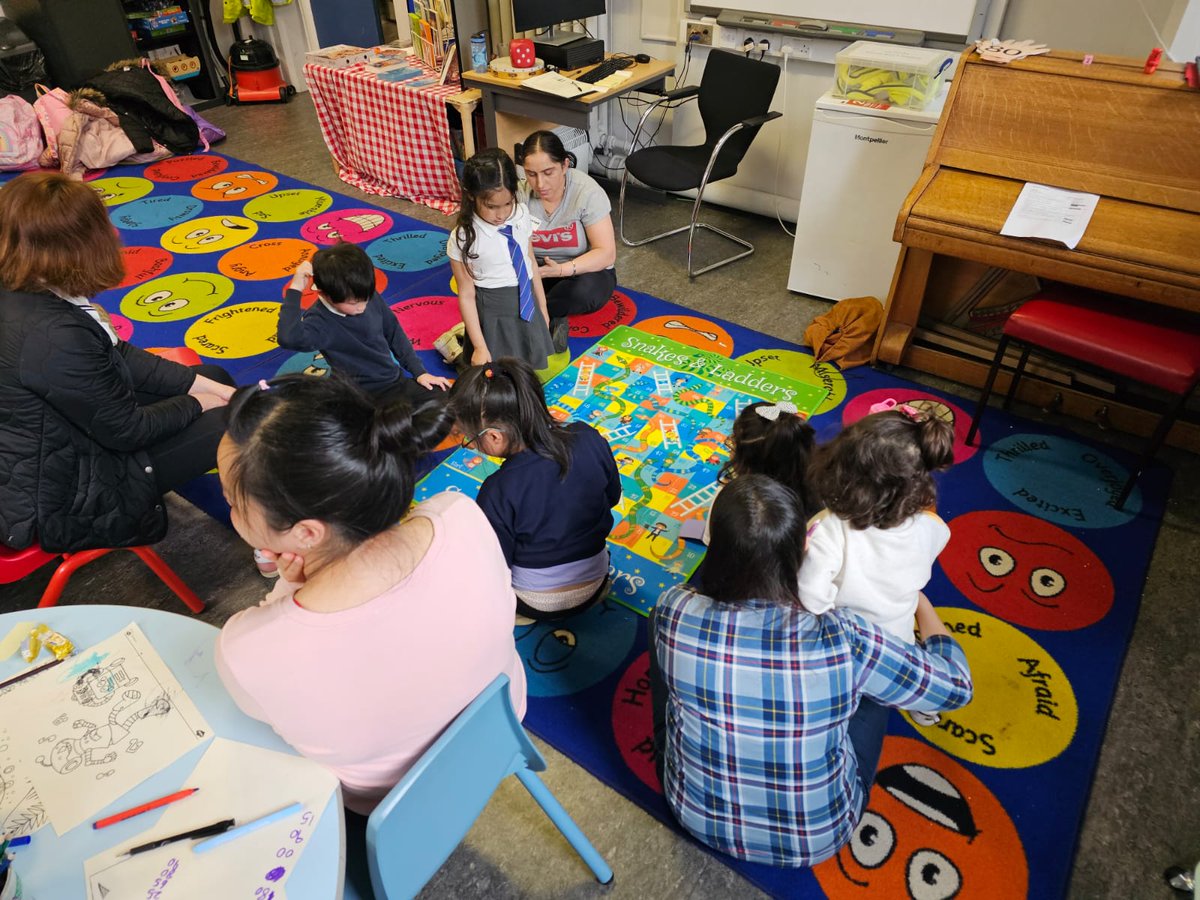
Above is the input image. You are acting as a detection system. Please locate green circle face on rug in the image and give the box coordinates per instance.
[735,348,846,415]
[120,273,235,323]
[243,189,333,222]
[90,177,154,207]
[538,349,571,383]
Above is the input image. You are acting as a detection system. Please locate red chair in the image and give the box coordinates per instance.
[967,288,1200,509]
[0,543,205,612]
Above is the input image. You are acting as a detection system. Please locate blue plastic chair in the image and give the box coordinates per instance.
[364,674,614,899]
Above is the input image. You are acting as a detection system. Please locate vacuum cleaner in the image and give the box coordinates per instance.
[226,18,295,104]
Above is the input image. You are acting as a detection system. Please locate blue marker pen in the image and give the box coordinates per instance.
[193,802,303,854]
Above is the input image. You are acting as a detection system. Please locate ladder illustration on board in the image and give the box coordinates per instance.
[652,369,673,397]
[660,415,681,450]
[605,421,637,441]
[666,481,720,519]
[573,359,596,397]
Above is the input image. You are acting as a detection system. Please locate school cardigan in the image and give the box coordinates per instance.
[277,290,426,393]
[475,422,621,569]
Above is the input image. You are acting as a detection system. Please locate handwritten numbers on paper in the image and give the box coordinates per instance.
[145,857,180,900]
[254,890,276,900]
[288,828,305,845]
[300,810,314,825]
[252,807,317,896]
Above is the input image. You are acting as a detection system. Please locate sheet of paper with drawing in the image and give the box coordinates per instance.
[84,738,337,900]
[1,624,212,835]
[1000,182,1100,250]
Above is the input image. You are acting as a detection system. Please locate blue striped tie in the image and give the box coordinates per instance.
[499,224,535,321]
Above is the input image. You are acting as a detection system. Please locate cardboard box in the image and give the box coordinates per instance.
[155,55,200,79]
[305,45,372,69]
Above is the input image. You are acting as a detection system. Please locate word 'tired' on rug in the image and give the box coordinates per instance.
[0,153,1170,899]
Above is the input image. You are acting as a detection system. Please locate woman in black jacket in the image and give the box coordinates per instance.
[0,172,235,552]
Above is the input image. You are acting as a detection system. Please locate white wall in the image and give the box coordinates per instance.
[1000,0,1182,57]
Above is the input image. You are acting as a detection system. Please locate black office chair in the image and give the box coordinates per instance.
[618,49,782,278]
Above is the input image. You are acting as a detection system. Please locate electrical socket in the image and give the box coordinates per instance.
[686,23,712,46]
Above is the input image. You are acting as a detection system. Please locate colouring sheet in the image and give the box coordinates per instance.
[84,738,337,900]
[1,624,212,835]
[0,724,45,838]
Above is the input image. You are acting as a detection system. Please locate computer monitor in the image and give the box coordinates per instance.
[512,0,606,45]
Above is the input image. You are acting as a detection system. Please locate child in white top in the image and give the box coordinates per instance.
[447,148,554,372]
[800,400,955,642]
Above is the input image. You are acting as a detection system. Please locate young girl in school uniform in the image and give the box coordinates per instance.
[448,148,555,372]
[450,357,621,620]
[800,401,955,724]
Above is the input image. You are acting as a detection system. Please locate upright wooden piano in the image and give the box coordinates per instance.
[873,50,1200,448]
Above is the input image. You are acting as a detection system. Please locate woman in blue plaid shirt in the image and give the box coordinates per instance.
[650,475,973,867]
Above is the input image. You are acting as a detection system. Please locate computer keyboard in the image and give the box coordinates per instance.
[577,57,634,84]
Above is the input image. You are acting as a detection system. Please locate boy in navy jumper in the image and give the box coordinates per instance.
[278,243,452,406]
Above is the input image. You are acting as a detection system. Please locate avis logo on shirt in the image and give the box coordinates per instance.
[532,223,580,250]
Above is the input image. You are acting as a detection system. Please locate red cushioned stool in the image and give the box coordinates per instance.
[966,289,1200,509]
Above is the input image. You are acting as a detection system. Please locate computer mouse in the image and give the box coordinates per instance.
[635,53,651,64]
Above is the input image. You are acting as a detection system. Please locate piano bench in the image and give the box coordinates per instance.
[966,289,1200,509]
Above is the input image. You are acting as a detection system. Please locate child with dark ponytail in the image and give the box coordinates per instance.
[448,148,555,371]
[215,373,527,814]
[802,403,955,724]
[450,357,621,619]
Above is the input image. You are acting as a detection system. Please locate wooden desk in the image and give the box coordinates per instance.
[463,56,675,153]
[874,50,1200,448]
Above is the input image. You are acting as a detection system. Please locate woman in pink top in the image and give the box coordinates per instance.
[214,374,527,817]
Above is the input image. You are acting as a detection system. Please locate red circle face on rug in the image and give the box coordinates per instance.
[941,510,1113,631]
[118,246,174,288]
[145,155,229,183]
[191,171,279,202]
[218,239,317,281]
[108,312,133,341]
[569,290,638,338]
[635,314,734,356]
[300,208,394,245]
[390,296,461,351]
[284,268,388,310]
[844,387,978,464]
[611,651,662,794]
[814,736,1027,899]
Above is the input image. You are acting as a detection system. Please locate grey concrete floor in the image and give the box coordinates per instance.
[2,94,1197,899]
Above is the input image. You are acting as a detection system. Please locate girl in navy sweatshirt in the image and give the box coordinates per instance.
[450,358,621,619]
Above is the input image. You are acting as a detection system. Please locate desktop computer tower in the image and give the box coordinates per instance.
[535,38,603,71]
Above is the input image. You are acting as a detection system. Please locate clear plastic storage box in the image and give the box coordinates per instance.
[833,41,953,110]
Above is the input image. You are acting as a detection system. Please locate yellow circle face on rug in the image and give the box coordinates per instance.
[185,301,282,359]
[814,736,1027,899]
[912,608,1077,768]
[191,171,280,201]
[449,274,457,294]
[145,154,229,182]
[161,216,258,254]
[635,315,733,356]
[218,239,316,281]
[243,189,333,222]
[736,347,847,415]
[89,177,154,206]
[120,273,235,323]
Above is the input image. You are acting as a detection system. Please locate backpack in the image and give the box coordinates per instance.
[32,84,72,166]
[0,95,44,171]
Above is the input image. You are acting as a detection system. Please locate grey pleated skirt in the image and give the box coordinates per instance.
[470,284,555,371]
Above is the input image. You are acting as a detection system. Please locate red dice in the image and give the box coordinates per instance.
[509,39,535,69]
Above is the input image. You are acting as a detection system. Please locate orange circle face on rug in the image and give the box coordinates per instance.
[611,651,662,794]
[814,736,1027,899]
[89,177,154,206]
[636,315,733,356]
[910,608,1077,768]
[736,347,847,415]
[571,290,639,338]
[145,154,229,182]
[185,301,282,359]
[942,511,1114,631]
[118,246,174,288]
[218,239,316,281]
[284,268,388,310]
[243,189,333,222]
[191,171,279,201]
[120,273,235,323]
[162,215,258,254]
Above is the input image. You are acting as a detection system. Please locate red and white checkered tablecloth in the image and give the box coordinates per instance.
[305,61,461,215]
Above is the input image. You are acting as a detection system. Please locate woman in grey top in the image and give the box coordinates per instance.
[518,130,618,348]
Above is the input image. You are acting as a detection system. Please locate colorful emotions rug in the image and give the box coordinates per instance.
[1,154,1170,898]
